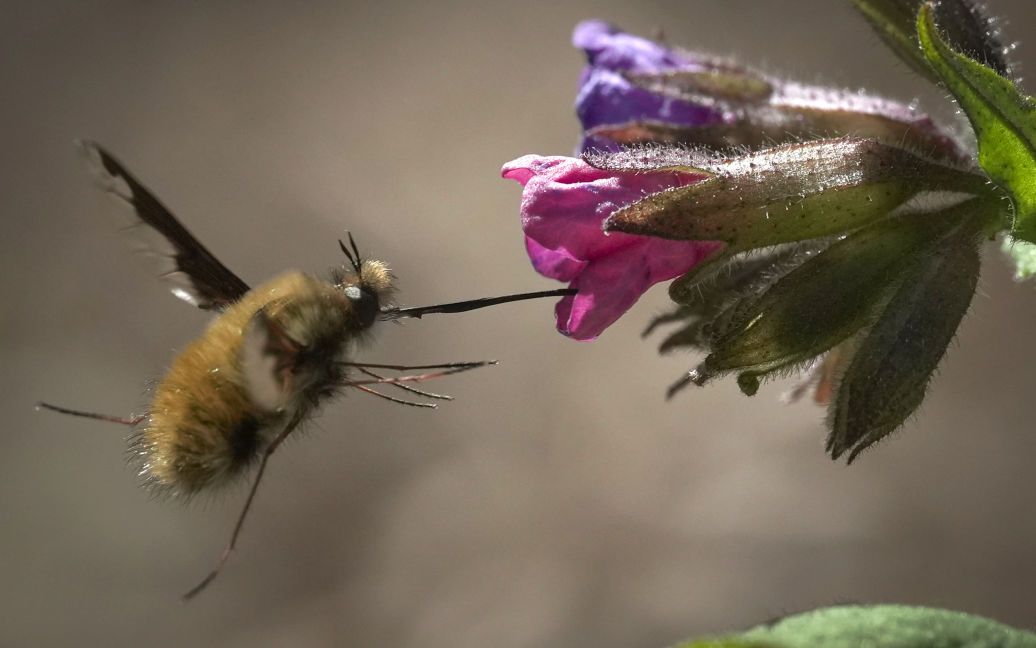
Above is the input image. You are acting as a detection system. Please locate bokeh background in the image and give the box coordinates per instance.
[4,1,1036,646]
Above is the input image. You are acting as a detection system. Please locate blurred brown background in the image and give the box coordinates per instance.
[4,1,1036,646]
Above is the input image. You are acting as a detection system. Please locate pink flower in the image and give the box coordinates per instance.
[502,155,723,340]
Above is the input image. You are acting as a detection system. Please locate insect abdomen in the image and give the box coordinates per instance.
[136,324,276,495]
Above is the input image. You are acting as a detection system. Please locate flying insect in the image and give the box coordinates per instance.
[39,142,572,599]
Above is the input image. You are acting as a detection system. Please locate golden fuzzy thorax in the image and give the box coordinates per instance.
[136,265,393,496]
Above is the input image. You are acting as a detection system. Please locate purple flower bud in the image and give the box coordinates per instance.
[574,20,963,160]
[574,20,728,151]
[502,155,722,340]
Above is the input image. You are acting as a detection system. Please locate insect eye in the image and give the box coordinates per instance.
[346,285,380,329]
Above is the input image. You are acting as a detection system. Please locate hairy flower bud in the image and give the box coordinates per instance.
[574,20,963,160]
[599,139,987,253]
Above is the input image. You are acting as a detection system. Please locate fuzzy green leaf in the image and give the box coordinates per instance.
[917,3,1036,241]
[674,605,1036,648]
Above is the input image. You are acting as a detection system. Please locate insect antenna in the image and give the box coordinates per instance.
[348,233,362,268]
[36,401,145,426]
[338,233,364,275]
[380,288,577,320]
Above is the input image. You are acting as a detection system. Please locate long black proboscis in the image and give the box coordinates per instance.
[380,288,576,320]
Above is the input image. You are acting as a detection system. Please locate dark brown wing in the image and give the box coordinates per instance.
[78,140,250,311]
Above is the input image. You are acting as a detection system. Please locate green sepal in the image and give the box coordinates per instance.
[645,249,806,354]
[674,604,1036,648]
[697,206,968,380]
[582,146,713,176]
[827,209,982,462]
[585,106,961,159]
[585,120,777,151]
[853,0,1009,84]
[601,138,985,252]
[917,3,1036,241]
[626,67,774,104]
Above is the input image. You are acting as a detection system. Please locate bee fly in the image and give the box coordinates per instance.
[39,141,573,600]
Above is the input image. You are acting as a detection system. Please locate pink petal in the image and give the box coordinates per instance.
[560,238,723,341]
[502,154,722,340]
[502,155,705,262]
[525,236,586,282]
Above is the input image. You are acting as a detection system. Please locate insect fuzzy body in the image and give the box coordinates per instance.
[41,141,572,599]
[143,266,389,495]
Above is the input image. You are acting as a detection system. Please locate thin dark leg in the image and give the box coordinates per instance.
[357,367,452,401]
[36,402,144,426]
[341,363,492,389]
[182,416,300,601]
[354,385,436,408]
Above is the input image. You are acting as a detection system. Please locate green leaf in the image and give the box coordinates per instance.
[745,604,1036,647]
[675,641,773,648]
[676,605,1036,648]
[602,138,985,252]
[917,3,1036,241]
[827,211,982,462]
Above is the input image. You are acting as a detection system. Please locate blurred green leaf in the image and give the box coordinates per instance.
[676,605,1036,648]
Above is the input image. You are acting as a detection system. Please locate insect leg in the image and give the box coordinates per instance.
[36,402,145,426]
[356,367,453,401]
[341,362,494,390]
[354,385,437,408]
[182,414,301,601]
